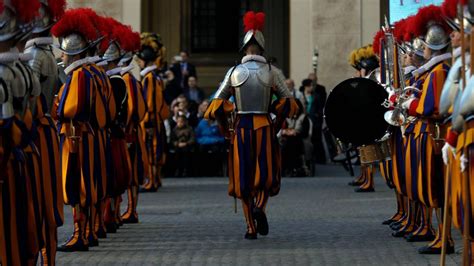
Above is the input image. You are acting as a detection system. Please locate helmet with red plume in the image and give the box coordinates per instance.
[101,18,127,62]
[241,11,265,52]
[32,0,67,34]
[0,0,40,41]
[410,5,450,51]
[51,8,99,55]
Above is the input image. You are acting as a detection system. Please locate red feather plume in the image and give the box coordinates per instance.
[441,0,458,19]
[47,0,66,20]
[12,0,40,22]
[372,30,385,56]
[115,25,140,52]
[393,19,407,43]
[410,5,449,37]
[243,11,265,32]
[403,15,416,41]
[0,0,4,14]
[51,8,98,42]
[98,16,121,53]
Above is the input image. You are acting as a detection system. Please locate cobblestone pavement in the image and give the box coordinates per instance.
[57,165,462,265]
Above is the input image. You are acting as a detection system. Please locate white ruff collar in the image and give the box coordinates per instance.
[64,57,89,75]
[88,55,103,64]
[140,65,157,77]
[404,65,417,75]
[412,52,451,77]
[106,67,122,77]
[121,64,134,75]
[25,37,54,50]
[0,51,20,63]
[241,54,267,64]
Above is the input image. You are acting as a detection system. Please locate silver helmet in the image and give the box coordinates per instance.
[405,38,424,57]
[241,30,265,52]
[32,1,52,33]
[0,1,20,42]
[56,33,89,55]
[102,41,122,62]
[421,24,449,51]
[444,6,474,34]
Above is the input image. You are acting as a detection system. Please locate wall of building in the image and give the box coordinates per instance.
[289,0,380,92]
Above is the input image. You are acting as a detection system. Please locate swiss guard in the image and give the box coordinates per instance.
[52,8,100,252]
[205,11,298,239]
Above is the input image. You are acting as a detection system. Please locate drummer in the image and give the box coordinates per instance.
[347,45,380,193]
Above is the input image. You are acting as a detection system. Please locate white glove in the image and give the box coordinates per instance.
[401,97,415,110]
[441,143,455,165]
[460,153,468,173]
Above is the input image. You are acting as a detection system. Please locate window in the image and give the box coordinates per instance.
[191,0,241,53]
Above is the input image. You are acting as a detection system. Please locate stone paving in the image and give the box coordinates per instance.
[57,165,462,265]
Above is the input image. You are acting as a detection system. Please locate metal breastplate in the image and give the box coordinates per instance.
[0,64,16,119]
[26,46,58,114]
[231,61,273,114]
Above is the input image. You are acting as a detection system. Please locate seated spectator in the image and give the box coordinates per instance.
[171,115,195,177]
[184,76,205,104]
[195,100,225,149]
[163,70,182,105]
[279,100,310,177]
[175,95,199,128]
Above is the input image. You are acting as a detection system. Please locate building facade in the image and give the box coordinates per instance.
[67,0,381,94]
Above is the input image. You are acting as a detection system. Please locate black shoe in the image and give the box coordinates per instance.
[57,238,89,252]
[392,229,410,238]
[418,245,454,254]
[405,233,435,242]
[389,220,404,230]
[96,227,107,239]
[244,232,257,240]
[355,187,375,192]
[348,180,363,186]
[253,208,269,236]
[106,223,117,233]
[382,218,396,225]
[122,215,139,224]
[88,236,99,247]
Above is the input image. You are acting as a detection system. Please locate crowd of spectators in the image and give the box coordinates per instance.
[159,51,327,177]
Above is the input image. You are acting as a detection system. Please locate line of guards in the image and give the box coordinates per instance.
[345,0,474,263]
[0,1,169,265]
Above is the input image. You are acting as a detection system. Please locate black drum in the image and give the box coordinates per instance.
[324,77,389,146]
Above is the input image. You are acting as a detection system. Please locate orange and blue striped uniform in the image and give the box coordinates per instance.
[121,69,147,222]
[123,71,147,186]
[205,97,298,200]
[407,59,451,249]
[57,64,97,208]
[141,69,169,190]
[32,66,64,265]
[87,63,113,203]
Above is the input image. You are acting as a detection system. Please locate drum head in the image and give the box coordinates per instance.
[324,77,388,146]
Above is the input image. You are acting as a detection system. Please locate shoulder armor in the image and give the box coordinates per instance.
[230,64,249,87]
